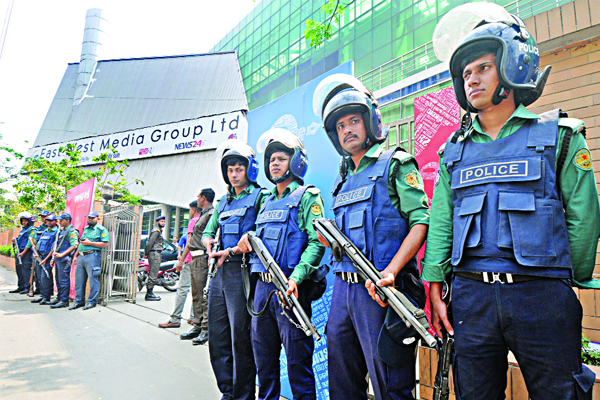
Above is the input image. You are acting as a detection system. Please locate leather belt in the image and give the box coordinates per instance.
[455,271,545,284]
[80,250,99,256]
[258,272,273,283]
[190,249,206,257]
[336,271,365,284]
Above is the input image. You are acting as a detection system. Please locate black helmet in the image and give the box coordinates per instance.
[313,74,385,156]
[257,129,308,184]
[216,139,259,186]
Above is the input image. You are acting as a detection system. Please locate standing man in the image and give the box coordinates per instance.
[177,189,215,345]
[70,211,109,310]
[202,140,261,400]
[31,215,59,305]
[144,215,165,301]
[237,129,325,400]
[29,210,51,295]
[159,200,197,330]
[50,213,79,309]
[423,7,599,399]
[313,75,430,400]
[11,212,35,294]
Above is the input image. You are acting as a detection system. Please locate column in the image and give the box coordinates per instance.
[161,204,170,240]
[174,207,181,242]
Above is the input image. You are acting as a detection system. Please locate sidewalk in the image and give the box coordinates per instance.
[0,265,221,400]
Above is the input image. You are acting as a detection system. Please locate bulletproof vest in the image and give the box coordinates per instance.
[188,207,214,251]
[57,227,76,254]
[16,226,33,250]
[331,149,411,273]
[217,187,262,249]
[37,228,57,255]
[148,228,163,251]
[250,185,310,276]
[443,109,572,276]
[36,225,47,244]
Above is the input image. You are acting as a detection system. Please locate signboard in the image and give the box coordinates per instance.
[413,86,461,330]
[247,61,353,400]
[26,111,248,165]
[65,177,97,299]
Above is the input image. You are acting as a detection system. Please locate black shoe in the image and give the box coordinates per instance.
[9,288,23,293]
[50,301,69,309]
[83,303,96,310]
[69,303,85,310]
[180,328,201,340]
[48,299,60,305]
[31,297,44,303]
[145,291,161,301]
[192,332,208,345]
[19,290,29,295]
[39,299,49,305]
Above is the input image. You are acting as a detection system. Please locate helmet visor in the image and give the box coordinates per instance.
[215,139,254,158]
[433,2,514,63]
[313,73,371,118]
[256,129,303,154]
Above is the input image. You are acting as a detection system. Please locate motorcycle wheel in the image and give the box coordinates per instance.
[161,271,179,292]
[138,271,147,292]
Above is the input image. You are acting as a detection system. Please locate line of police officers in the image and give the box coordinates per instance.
[8,7,600,399]
[12,210,109,310]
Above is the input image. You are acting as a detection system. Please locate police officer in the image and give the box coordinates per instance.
[422,5,599,399]
[31,215,59,305]
[70,211,109,310]
[11,212,36,294]
[49,213,79,309]
[28,210,51,295]
[237,129,325,400]
[145,215,165,301]
[313,75,430,400]
[202,140,261,400]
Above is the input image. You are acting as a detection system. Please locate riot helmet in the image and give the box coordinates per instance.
[313,74,385,155]
[17,211,33,226]
[216,139,259,186]
[257,129,308,184]
[433,2,550,112]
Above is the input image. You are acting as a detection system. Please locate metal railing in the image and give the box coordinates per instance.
[358,0,574,92]
[99,205,143,305]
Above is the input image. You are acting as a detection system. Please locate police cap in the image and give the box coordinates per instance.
[155,215,166,221]
[87,211,100,218]
[58,213,72,220]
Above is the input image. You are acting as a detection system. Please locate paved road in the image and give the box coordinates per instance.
[0,265,222,400]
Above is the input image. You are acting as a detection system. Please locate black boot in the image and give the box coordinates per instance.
[9,288,23,293]
[145,289,161,301]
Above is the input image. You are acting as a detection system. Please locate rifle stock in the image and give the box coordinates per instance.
[312,218,437,348]
[29,237,49,279]
[433,334,454,400]
[13,235,22,265]
[247,232,321,341]
[203,227,221,300]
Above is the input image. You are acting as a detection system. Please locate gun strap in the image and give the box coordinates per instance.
[240,260,278,317]
[56,228,73,254]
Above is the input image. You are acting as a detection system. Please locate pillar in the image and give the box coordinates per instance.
[174,206,181,242]
[161,204,170,240]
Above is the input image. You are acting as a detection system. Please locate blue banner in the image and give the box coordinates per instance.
[247,61,353,400]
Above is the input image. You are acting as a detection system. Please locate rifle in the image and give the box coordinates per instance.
[203,227,221,300]
[312,218,437,347]
[13,233,22,266]
[433,282,454,400]
[51,229,60,265]
[29,236,50,279]
[247,232,321,341]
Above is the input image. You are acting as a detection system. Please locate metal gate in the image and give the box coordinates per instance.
[99,205,143,305]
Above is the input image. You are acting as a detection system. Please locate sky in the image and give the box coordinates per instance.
[0,0,261,159]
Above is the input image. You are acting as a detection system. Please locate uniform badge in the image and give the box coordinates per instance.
[404,172,419,188]
[102,232,107,237]
[70,233,76,238]
[574,149,592,171]
[310,203,322,216]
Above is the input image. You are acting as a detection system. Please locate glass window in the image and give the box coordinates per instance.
[291,0,302,12]
[354,31,372,59]
[355,10,372,37]
[262,22,270,39]
[341,2,356,26]
[414,19,436,47]
[270,44,278,61]
[392,7,413,38]
[301,2,312,21]
[413,0,437,27]
[291,8,301,27]
[372,43,391,67]
[339,21,355,46]
[272,10,281,28]
[392,34,413,58]
[388,126,397,146]
[280,17,290,36]
[280,2,290,19]
[339,43,354,64]
[372,19,391,49]
[355,54,372,76]
[373,0,391,26]
[261,49,269,65]
[357,0,373,17]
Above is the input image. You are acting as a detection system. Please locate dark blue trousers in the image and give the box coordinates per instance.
[40,255,54,301]
[208,260,256,400]
[452,276,593,400]
[251,279,316,400]
[15,255,24,289]
[35,259,43,293]
[18,253,33,291]
[55,255,72,302]
[327,276,416,400]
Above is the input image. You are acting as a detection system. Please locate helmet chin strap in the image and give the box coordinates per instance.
[271,170,291,184]
[492,84,510,105]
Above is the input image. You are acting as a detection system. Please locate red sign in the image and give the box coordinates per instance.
[413,87,461,332]
[65,178,97,299]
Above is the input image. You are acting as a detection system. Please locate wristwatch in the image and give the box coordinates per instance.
[227,247,235,258]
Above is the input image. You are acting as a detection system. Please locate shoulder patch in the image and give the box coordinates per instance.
[101,232,108,237]
[306,187,321,195]
[574,148,592,171]
[70,233,77,238]
[310,203,322,216]
[29,231,35,236]
[404,172,420,188]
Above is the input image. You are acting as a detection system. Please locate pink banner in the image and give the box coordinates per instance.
[413,87,461,334]
[64,178,96,299]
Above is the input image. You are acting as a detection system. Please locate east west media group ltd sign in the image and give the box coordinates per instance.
[26,111,248,166]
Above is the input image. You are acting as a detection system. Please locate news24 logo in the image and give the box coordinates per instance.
[174,140,204,150]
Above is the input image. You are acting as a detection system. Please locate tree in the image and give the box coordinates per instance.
[304,0,346,49]
[13,143,144,213]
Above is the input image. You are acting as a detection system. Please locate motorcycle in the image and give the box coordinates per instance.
[138,259,179,292]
